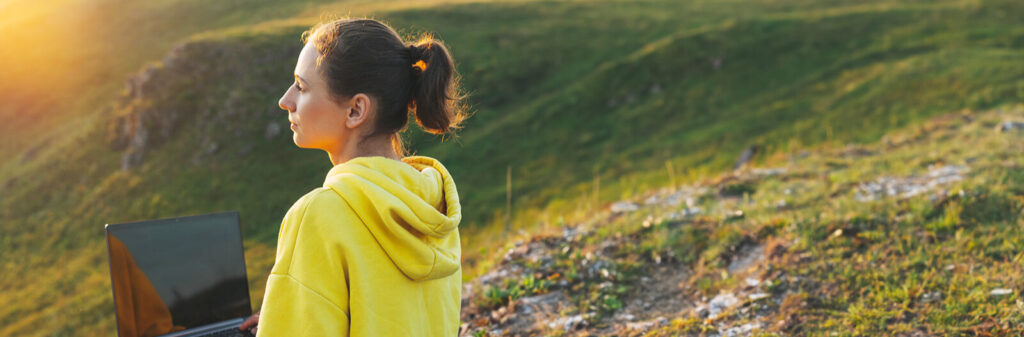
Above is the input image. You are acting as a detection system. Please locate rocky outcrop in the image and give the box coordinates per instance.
[109,42,203,170]
[106,30,302,170]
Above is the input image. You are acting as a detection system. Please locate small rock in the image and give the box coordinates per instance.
[616,313,636,322]
[752,167,786,176]
[503,244,530,261]
[664,207,702,221]
[855,165,968,201]
[996,120,1024,132]
[627,316,668,331]
[745,277,760,287]
[662,193,683,207]
[991,288,1014,296]
[749,292,769,301]
[490,306,507,321]
[721,321,762,337]
[727,210,744,220]
[694,304,709,318]
[516,290,567,315]
[610,201,639,213]
[707,292,739,319]
[626,320,655,331]
[920,291,942,303]
[548,314,589,331]
[642,216,655,228]
[562,226,580,241]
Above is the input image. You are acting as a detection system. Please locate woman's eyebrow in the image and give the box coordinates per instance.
[294,74,309,85]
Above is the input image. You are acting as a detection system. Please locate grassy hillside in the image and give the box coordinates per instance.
[436,0,1024,229]
[1,0,1023,335]
[460,107,1024,336]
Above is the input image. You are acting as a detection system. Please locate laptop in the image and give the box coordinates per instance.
[105,211,254,337]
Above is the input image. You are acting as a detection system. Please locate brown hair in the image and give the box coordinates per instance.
[301,17,470,156]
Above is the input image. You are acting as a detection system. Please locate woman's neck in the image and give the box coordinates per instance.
[327,135,401,166]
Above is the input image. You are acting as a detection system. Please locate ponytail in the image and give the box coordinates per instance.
[406,36,468,136]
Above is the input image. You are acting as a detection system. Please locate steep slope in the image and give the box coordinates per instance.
[458,107,1024,336]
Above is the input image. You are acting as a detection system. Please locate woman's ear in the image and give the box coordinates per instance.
[345,93,373,129]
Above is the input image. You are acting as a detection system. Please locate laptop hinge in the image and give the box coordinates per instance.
[159,317,246,337]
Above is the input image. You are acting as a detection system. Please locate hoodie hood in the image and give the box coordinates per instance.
[322,155,462,281]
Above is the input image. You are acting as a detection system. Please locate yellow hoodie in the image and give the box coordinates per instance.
[255,155,462,336]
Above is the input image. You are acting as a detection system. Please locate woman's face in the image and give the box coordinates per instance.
[278,41,352,152]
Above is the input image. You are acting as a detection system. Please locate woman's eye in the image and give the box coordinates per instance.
[294,82,303,91]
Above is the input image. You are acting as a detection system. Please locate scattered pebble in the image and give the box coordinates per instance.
[856,165,968,201]
[991,288,1014,296]
[920,291,942,303]
[752,167,786,176]
[625,316,668,331]
[707,292,739,319]
[749,292,770,301]
[663,207,702,221]
[616,313,636,321]
[548,313,590,331]
[997,120,1024,132]
[721,321,763,337]
[610,201,639,213]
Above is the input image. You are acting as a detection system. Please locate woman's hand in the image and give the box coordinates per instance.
[239,311,260,335]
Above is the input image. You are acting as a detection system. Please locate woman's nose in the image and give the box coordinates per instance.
[279,95,294,112]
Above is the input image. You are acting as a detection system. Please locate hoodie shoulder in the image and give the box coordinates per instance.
[276,187,352,256]
[285,187,341,219]
[318,156,463,281]
[291,187,349,229]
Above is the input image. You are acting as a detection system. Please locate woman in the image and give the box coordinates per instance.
[238,17,469,336]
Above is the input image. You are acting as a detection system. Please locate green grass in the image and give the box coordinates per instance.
[1,0,1024,335]
[471,107,1021,335]
[623,109,1022,335]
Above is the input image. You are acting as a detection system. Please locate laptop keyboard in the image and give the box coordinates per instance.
[194,327,254,337]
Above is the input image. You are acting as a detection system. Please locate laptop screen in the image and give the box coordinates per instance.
[106,211,252,337]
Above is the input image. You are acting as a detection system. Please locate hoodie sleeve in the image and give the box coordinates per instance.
[256,188,351,337]
[257,274,349,336]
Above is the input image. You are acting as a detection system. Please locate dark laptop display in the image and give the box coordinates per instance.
[106,212,252,337]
